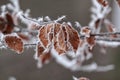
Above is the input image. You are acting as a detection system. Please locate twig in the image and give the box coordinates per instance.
[95,37,120,42]
[22,15,54,25]
[24,43,37,46]
[91,32,120,36]
[80,32,120,38]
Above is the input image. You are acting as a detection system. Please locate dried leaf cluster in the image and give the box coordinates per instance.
[0,0,119,74]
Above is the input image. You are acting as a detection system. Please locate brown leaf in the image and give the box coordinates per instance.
[4,35,24,54]
[53,23,61,36]
[65,23,80,52]
[36,42,51,63]
[38,22,80,54]
[53,24,65,54]
[97,0,108,7]
[54,41,66,55]
[39,25,49,48]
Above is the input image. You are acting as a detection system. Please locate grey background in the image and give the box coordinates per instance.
[0,0,119,80]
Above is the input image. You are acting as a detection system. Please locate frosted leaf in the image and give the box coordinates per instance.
[36,42,51,63]
[54,41,66,55]
[53,23,66,54]
[38,25,49,48]
[65,23,80,52]
[54,23,76,54]
[4,34,24,54]
[36,22,80,55]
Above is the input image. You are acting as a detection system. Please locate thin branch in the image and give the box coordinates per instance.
[80,32,120,38]
[22,15,54,25]
[13,28,38,33]
[24,43,37,46]
[95,37,120,42]
[91,32,120,36]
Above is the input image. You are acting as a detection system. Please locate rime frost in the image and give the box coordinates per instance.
[0,0,119,72]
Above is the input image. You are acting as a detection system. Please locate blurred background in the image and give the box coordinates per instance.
[0,0,120,80]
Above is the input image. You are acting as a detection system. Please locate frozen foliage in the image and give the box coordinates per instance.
[0,0,120,74]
